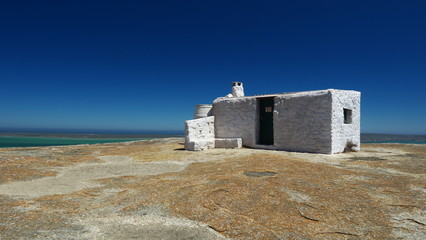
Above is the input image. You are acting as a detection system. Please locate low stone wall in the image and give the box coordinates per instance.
[184,116,215,151]
[215,138,242,149]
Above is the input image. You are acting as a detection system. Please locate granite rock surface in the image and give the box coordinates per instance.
[0,138,424,239]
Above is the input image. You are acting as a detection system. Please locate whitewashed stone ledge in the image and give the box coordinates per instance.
[184,116,215,151]
[185,139,215,151]
[215,138,242,149]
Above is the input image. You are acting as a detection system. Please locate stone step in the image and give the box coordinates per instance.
[215,138,242,149]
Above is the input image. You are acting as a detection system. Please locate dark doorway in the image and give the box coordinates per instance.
[258,97,274,145]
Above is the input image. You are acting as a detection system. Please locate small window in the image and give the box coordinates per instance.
[265,107,272,112]
[344,108,352,124]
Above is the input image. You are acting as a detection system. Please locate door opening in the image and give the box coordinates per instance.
[258,97,274,145]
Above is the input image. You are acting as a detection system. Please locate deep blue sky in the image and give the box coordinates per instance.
[1,0,425,134]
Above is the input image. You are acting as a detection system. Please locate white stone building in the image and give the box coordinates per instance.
[185,82,360,154]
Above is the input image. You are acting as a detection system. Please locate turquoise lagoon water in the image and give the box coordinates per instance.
[0,132,424,148]
[0,136,146,148]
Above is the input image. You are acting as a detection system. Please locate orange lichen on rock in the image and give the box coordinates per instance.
[0,140,424,239]
[113,153,400,239]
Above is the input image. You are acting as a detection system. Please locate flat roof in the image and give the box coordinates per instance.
[215,89,360,101]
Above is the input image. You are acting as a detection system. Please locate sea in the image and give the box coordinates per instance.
[361,133,426,144]
[0,129,184,148]
[0,130,424,148]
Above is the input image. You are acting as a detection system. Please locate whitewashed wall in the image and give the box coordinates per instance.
[274,90,333,153]
[211,89,360,154]
[330,90,361,153]
[212,97,257,147]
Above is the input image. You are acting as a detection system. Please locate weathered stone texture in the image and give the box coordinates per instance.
[331,90,361,153]
[193,104,212,119]
[213,97,257,147]
[232,85,244,97]
[184,116,215,151]
[199,89,360,154]
[274,90,333,153]
[215,138,242,149]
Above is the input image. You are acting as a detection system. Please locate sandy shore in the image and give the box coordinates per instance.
[0,138,425,239]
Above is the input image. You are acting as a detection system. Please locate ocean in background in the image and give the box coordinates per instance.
[0,137,147,148]
[361,133,426,144]
[0,130,425,148]
[0,129,184,148]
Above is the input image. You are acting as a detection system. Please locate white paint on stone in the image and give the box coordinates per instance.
[193,104,212,119]
[212,97,257,147]
[232,82,244,97]
[273,90,332,153]
[330,90,361,153]
[185,83,360,154]
[211,89,360,154]
[215,138,242,149]
[184,116,215,151]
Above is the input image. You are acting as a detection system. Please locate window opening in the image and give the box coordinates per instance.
[344,108,352,124]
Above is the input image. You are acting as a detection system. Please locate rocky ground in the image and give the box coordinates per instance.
[0,138,425,239]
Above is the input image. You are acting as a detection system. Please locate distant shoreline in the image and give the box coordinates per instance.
[363,141,426,144]
[0,136,149,148]
[0,133,183,139]
[0,128,184,138]
[361,133,426,144]
[0,132,425,148]
[0,133,184,148]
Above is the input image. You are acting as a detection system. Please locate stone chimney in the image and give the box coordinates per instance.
[232,82,244,97]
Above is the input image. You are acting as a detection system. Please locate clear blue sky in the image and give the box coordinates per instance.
[1,0,425,134]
